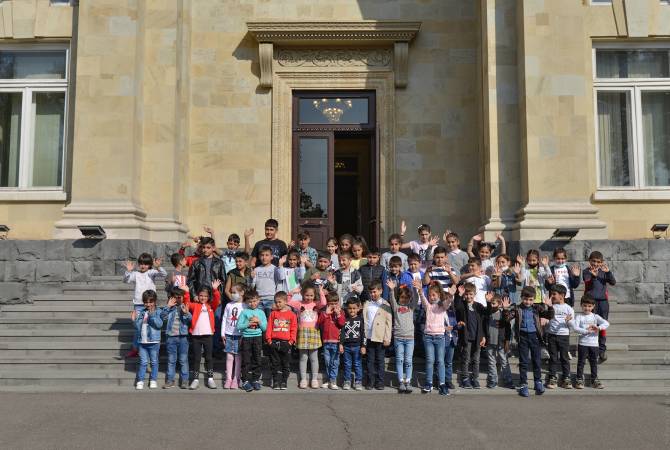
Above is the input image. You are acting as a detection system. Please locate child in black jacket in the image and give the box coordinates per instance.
[455,283,487,389]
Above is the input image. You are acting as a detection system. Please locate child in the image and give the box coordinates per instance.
[443,232,469,274]
[332,251,363,304]
[304,252,335,291]
[545,284,574,389]
[484,293,512,389]
[423,246,460,294]
[400,253,425,287]
[381,256,403,301]
[237,289,268,392]
[399,221,438,270]
[455,283,487,389]
[362,280,392,390]
[275,250,306,303]
[318,291,345,389]
[339,234,354,254]
[381,234,408,271]
[359,248,386,303]
[466,232,506,275]
[222,283,245,389]
[326,237,340,270]
[185,280,222,390]
[250,218,288,267]
[266,291,297,390]
[517,250,550,304]
[569,294,610,389]
[166,253,190,303]
[123,253,166,358]
[444,300,458,390]
[134,290,163,390]
[291,282,327,389]
[463,257,492,307]
[251,246,279,317]
[350,238,368,270]
[292,231,318,268]
[419,281,453,395]
[339,298,365,390]
[186,236,226,301]
[224,251,253,300]
[491,254,519,304]
[545,248,581,307]
[582,250,616,362]
[386,279,418,393]
[221,233,242,275]
[503,286,554,397]
[161,288,192,389]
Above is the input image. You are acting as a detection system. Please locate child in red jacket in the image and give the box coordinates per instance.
[185,279,221,390]
[318,291,346,389]
[266,291,298,390]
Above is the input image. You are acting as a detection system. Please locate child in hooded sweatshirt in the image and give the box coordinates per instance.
[318,291,345,389]
[266,291,297,390]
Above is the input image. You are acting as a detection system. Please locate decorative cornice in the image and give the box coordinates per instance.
[276,48,392,68]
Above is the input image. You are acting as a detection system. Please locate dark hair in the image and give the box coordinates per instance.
[432,246,447,256]
[580,293,595,306]
[227,233,240,244]
[339,234,354,245]
[463,283,476,295]
[297,230,310,239]
[553,247,567,258]
[170,252,183,268]
[142,289,158,303]
[232,282,247,294]
[367,247,381,256]
[388,233,403,244]
[169,287,185,298]
[521,286,536,299]
[398,285,412,300]
[389,255,402,267]
[589,251,604,261]
[326,291,340,303]
[259,245,273,255]
[417,224,431,233]
[326,237,339,247]
[244,289,259,302]
[317,251,331,260]
[550,284,567,296]
[234,251,250,260]
[351,237,368,256]
[197,286,212,298]
[526,249,540,259]
[369,279,383,291]
[346,297,361,307]
[496,253,511,262]
[274,291,288,302]
[200,236,215,247]
[137,253,153,267]
[427,281,446,301]
[301,281,318,296]
[265,219,279,229]
[468,257,482,266]
[287,249,301,260]
[339,251,353,260]
[407,253,420,263]
[478,242,495,252]
[446,232,460,241]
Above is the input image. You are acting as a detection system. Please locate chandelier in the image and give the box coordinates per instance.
[312,98,353,123]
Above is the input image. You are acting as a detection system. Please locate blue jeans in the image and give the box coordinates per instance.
[342,344,362,384]
[132,304,144,349]
[260,296,274,318]
[394,338,415,383]
[166,335,189,383]
[322,343,340,382]
[137,342,160,382]
[423,334,445,386]
[518,331,542,386]
[445,339,456,383]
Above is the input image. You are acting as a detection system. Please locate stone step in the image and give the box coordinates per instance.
[0,311,131,319]
[0,341,131,358]
[0,329,134,342]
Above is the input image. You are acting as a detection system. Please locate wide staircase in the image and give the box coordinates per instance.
[0,276,669,389]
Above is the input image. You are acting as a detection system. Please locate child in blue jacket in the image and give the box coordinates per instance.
[134,290,163,390]
[160,288,192,389]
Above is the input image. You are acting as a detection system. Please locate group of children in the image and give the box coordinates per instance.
[124,219,614,397]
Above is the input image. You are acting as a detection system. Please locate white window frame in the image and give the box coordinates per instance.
[0,43,69,201]
[593,42,670,201]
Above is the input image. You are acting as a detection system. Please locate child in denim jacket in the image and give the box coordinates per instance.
[160,288,192,389]
[134,290,163,390]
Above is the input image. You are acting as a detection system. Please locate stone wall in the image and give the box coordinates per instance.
[1,239,670,311]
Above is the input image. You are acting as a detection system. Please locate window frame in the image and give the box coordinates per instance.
[0,43,69,199]
[592,42,670,200]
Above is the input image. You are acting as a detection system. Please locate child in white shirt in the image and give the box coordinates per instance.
[568,294,609,389]
[222,283,246,389]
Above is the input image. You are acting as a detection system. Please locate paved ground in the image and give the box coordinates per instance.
[0,392,668,449]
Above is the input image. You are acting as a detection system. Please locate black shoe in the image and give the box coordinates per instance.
[471,379,481,389]
[404,382,413,394]
[374,382,384,390]
[446,381,456,390]
[438,384,450,396]
[365,384,374,391]
[598,351,607,364]
[252,381,262,391]
[397,382,406,394]
[486,382,497,389]
[280,382,287,390]
[461,378,472,389]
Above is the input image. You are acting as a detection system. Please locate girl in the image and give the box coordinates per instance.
[399,221,438,270]
[518,249,550,304]
[134,290,163,390]
[419,280,453,395]
[289,281,327,389]
[339,234,354,254]
[222,283,245,389]
[326,237,340,271]
[185,279,221,390]
[276,250,305,303]
[350,238,368,270]
[466,233,506,276]
[386,279,418,393]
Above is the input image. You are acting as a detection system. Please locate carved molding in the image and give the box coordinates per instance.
[276,48,392,68]
[247,21,420,89]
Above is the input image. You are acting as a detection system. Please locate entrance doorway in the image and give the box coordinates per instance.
[292,91,377,249]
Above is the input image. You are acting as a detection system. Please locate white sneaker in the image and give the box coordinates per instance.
[189,379,199,390]
[149,380,158,389]
[135,381,144,390]
[329,382,339,390]
[206,378,217,389]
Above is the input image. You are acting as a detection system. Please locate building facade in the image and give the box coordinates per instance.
[0,0,669,247]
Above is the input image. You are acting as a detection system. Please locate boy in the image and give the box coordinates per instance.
[221,233,242,275]
[362,280,393,390]
[381,234,408,271]
[166,253,190,302]
[569,294,610,389]
[503,286,554,397]
[332,251,363,304]
[545,248,581,307]
[399,221,438,270]
[304,252,335,291]
[463,257,492,307]
[339,298,365,390]
[161,288,192,389]
[224,251,253,299]
[237,289,268,392]
[545,284,574,389]
[250,218,288,267]
[123,253,166,358]
[484,293,512,389]
[186,236,226,301]
[251,246,279,317]
[318,291,346,389]
[423,246,460,294]
[134,290,163,390]
[582,251,616,362]
[359,248,386,303]
[445,232,469,273]
[454,284,487,389]
[265,291,297,390]
[292,231,317,268]
[381,255,403,301]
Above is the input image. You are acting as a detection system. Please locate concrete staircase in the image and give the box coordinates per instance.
[0,276,669,389]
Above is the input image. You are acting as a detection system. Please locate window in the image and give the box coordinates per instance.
[594,45,670,197]
[0,46,68,194]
